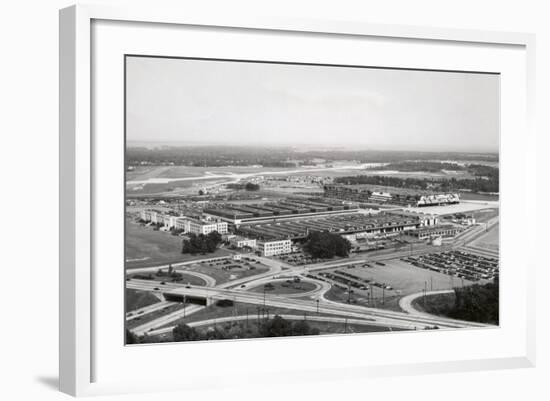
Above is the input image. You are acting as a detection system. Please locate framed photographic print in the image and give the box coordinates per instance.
[59,4,536,397]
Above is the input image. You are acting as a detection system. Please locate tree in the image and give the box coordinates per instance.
[182,232,222,254]
[125,329,139,344]
[244,182,260,191]
[303,231,352,259]
[173,324,200,341]
[259,315,293,337]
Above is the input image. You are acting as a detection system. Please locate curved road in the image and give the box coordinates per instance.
[399,290,455,318]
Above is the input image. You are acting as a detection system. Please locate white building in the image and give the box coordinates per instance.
[162,215,179,229]
[140,209,159,223]
[229,236,257,249]
[175,217,228,235]
[257,239,292,256]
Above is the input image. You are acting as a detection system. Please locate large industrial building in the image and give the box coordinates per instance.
[235,211,422,242]
[405,224,463,240]
[140,209,228,235]
[203,197,360,225]
[177,217,228,235]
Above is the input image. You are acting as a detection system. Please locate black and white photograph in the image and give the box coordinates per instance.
[124,56,500,345]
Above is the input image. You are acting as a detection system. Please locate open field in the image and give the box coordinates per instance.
[125,219,232,269]
[126,289,161,312]
[469,224,499,252]
[127,165,301,181]
[127,177,227,195]
[469,208,499,223]
[127,272,207,286]
[248,280,318,295]
[185,261,270,286]
[459,192,499,201]
[412,292,456,317]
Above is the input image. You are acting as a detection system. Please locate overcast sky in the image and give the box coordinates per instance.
[126,56,499,152]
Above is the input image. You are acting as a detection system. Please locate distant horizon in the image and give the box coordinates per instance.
[126,140,498,154]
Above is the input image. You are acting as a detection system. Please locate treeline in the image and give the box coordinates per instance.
[417,277,499,325]
[448,278,499,324]
[181,232,222,254]
[335,172,499,193]
[126,315,321,344]
[382,161,465,172]
[303,231,352,259]
[226,182,260,191]
[126,146,499,167]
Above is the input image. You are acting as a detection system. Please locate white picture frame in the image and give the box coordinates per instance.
[59,4,536,397]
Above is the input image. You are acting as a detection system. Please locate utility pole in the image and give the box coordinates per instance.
[430,276,433,291]
[382,285,385,305]
[423,281,427,309]
[316,299,319,315]
[183,295,186,319]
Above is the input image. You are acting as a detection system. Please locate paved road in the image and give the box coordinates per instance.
[128,280,488,336]
[126,301,177,321]
[146,313,396,337]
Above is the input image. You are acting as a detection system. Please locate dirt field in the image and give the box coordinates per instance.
[125,219,232,269]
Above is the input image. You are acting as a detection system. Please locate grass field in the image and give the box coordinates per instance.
[125,219,232,269]
[411,292,456,316]
[248,280,318,295]
[126,289,161,312]
[459,192,499,201]
[185,262,269,285]
[127,272,207,286]
[469,208,499,223]
[469,224,499,251]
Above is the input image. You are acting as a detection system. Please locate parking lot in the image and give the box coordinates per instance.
[401,250,498,282]
[318,257,480,307]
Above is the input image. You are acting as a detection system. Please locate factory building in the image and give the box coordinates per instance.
[175,217,228,235]
[257,239,292,256]
[406,225,462,240]
[203,197,359,225]
[229,236,257,249]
